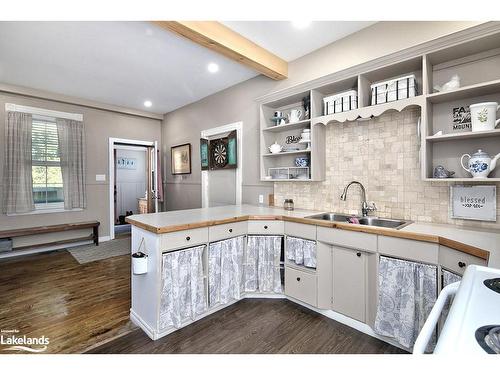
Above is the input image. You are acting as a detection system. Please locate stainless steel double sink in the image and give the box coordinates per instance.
[305,213,411,230]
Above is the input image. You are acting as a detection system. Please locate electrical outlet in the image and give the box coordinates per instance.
[258,194,264,204]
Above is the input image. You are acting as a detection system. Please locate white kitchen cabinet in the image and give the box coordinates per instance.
[439,245,487,276]
[247,220,284,234]
[317,242,333,309]
[332,246,367,322]
[378,236,438,264]
[317,242,372,323]
[284,266,317,306]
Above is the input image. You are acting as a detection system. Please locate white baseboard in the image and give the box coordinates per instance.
[130,309,156,340]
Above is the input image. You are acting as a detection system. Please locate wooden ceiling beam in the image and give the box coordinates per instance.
[152,21,288,80]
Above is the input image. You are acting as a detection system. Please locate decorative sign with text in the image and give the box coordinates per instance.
[451,185,497,221]
[116,157,137,170]
[451,106,471,132]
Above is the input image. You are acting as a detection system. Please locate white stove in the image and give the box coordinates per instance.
[415,265,500,354]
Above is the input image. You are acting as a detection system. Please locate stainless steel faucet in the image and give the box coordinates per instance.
[340,181,377,217]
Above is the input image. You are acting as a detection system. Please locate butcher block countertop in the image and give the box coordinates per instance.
[126,205,499,266]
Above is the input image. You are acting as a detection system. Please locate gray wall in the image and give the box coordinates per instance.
[0,92,161,246]
[162,21,482,211]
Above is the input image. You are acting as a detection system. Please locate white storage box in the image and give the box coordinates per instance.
[370,74,417,105]
[323,89,358,115]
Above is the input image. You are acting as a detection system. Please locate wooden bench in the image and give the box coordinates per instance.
[0,221,100,251]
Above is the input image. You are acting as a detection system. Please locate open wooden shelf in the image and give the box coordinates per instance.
[426,128,500,142]
[262,119,310,132]
[427,79,500,104]
[262,150,311,157]
[258,29,500,184]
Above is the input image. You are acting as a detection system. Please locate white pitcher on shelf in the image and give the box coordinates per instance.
[469,102,500,132]
[288,109,303,123]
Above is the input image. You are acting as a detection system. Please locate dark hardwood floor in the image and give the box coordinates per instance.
[0,250,135,354]
[1,248,405,354]
[88,299,407,354]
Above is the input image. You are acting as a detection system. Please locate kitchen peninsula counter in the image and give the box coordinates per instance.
[127,204,497,265]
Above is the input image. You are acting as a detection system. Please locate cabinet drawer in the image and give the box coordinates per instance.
[317,227,377,252]
[160,227,208,251]
[209,221,247,242]
[247,220,284,234]
[285,266,317,307]
[285,221,316,241]
[378,236,438,264]
[439,245,487,275]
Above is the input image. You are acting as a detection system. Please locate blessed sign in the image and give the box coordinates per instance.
[451,185,497,221]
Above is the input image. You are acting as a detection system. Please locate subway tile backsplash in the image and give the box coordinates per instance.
[274,109,500,230]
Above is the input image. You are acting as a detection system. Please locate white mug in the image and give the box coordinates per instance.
[288,109,303,123]
[469,102,500,132]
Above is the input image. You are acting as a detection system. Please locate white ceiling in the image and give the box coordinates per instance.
[0,21,375,114]
[222,21,376,61]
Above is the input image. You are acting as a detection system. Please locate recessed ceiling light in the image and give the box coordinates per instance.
[207,63,219,73]
[144,100,152,108]
[291,21,312,29]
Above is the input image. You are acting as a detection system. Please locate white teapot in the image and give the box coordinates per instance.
[461,149,500,178]
[268,142,282,154]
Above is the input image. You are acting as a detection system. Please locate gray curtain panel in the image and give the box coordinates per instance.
[208,236,245,307]
[160,245,207,330]
[56,118,86,209]
[2,111,34,214]
[245,235,282,293]
[286,236,317,268]
[439,269,462,331]
[374,256,437,350]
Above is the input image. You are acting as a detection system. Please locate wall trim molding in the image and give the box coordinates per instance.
[256,22,500,104]
[0,82,164,120]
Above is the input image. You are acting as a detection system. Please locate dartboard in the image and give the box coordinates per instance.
[210,139,228,169]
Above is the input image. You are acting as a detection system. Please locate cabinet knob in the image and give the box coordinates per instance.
[186,236,191,241]
[296,277,301,282]
[458,261,466,268]
[356,252,362,257]
[229,228,233,233]
[264,225,268,229]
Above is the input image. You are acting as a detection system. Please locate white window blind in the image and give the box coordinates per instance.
[31,118,64,209]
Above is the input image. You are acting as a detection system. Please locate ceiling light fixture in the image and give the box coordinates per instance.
[207,63,219,73]
[144,100,152,108]
[291,20,312,29]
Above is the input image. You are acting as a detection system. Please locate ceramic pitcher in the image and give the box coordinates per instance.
[469,102,500,132]
[461,149,500,178]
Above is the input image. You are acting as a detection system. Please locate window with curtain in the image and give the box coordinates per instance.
[31,117,64,210]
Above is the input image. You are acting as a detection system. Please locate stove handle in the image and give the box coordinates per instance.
[413,281,460,354]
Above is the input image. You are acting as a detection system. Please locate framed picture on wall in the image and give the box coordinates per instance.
[171,143,192,175]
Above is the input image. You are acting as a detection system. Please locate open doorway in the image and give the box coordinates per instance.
[201,122,242,208]
[108,138,160,240]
